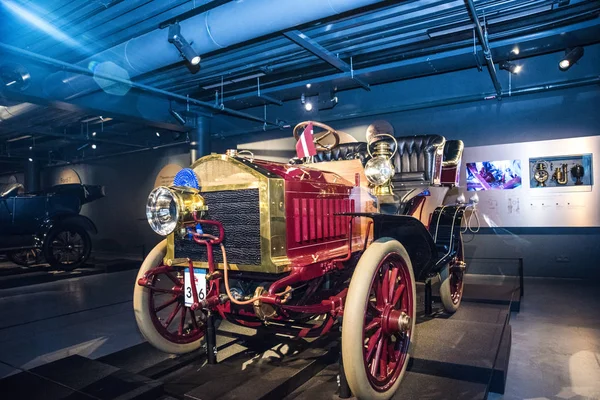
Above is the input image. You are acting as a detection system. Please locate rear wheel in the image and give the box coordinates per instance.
[43,225,91,270]
[133,240,206,354]
[439,235,466,313]
[342,238,416,400]
[8,249,41,266]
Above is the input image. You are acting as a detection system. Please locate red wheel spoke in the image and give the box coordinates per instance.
[150,287,180,295]
[379,337,389,379]
[178,306,187,335]
[165,271,182,286]
[365,317,381,332]
[371,335,384,377]
[189,309,200,330]
[365,327,382,363]
[381,265,390,305]
[154,296,179,313]
[392,284,405,308]
[388,267,398,301]
[164,302,181,328]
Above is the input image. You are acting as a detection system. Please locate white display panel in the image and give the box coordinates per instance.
[454,136,600,228]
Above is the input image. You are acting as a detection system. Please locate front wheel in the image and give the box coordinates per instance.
[342,238,416,400]
[133,240,205,354]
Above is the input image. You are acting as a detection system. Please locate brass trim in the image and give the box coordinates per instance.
[165,154,291,273]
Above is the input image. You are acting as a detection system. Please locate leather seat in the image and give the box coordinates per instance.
[388,135,446,187]
[313,142,369,165]
[441,140,464,187]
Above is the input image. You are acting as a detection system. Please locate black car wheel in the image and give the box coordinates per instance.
[7,249,42,266]
[43,225,91,270]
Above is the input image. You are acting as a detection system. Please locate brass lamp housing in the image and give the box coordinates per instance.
[169,186,208,225]
[365,134,397,196]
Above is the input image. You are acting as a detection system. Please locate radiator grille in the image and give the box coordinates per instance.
[174,189,261,266]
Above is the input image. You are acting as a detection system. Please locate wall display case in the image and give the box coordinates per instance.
[529,154,593,189]
[466,160,522,191]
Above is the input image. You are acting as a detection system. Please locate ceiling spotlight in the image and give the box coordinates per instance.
[29,146,33,151]
[559,47,584,71]
[28,157,33,162]
[156,132,161,137]
[300,93,314,112]
[306,83,312,89]
[511,47,520,55]
[91,143,97,150]
[500,61,522,74]
[92,131,97,137]
[169,109,186,125]
[168,23,201,66]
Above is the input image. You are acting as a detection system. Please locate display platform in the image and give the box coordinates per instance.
[0,274,518,400]
[0,257,141,290]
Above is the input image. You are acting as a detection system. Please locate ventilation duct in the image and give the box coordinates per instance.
[44,0,386,99]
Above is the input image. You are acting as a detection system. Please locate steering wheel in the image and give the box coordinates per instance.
[293,121,340,152]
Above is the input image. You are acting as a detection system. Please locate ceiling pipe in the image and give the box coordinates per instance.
[0,103,39,122]
[214,75,600,138]
[0,43,278,127]
[465,0,503,99]
[42,0,388,101]
[46,141,188,167]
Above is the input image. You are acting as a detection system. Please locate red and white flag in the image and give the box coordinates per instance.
[296,122,317,159]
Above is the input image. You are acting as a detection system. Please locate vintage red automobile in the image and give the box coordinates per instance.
[133,121,475,399]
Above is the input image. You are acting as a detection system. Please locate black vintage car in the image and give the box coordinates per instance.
[0,182,105,269]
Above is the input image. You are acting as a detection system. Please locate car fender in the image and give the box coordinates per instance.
[41,214,98,235]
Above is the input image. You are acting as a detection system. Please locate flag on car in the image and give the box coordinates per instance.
[296,122,317,159]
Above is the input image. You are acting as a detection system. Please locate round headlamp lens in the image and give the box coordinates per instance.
[365,157,394,186]
[146,187,178,236]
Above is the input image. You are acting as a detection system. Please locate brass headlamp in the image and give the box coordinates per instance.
[364,133,397,196]
[146,186,208,236]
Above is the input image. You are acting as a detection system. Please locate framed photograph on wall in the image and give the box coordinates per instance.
[529,154,593,189]
[466,160,522,191]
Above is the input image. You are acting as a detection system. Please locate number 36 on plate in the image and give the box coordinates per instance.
[183,268,207,307]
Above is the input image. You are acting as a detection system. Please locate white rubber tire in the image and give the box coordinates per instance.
[342,238,416,400]
[133,240,204,354]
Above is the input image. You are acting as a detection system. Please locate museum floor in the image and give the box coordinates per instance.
[0,269,598,399]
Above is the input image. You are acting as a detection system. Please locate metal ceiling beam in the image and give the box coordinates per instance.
[283,30,370,91]
[223,18,600,105]
[214,75,600,139]
[0,43,280,128]
[15,129,147,149]
[465,0,503,98]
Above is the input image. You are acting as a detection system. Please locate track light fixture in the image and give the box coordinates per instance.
[558,47,584,71]
[301,93,313,112]
[169,109,186,125]
[168,23,201,66]
[500,61,522,75]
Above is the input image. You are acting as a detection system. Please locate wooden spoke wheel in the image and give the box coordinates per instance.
[133,240,205,354]
[293,121,340,151]
[342,238,416,399]
[439,234,466,313]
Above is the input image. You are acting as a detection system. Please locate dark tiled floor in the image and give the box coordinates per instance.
[0,269,599,399]
[489,278,600,400]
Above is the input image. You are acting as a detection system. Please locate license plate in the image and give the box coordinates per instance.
[183,268,207,307]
